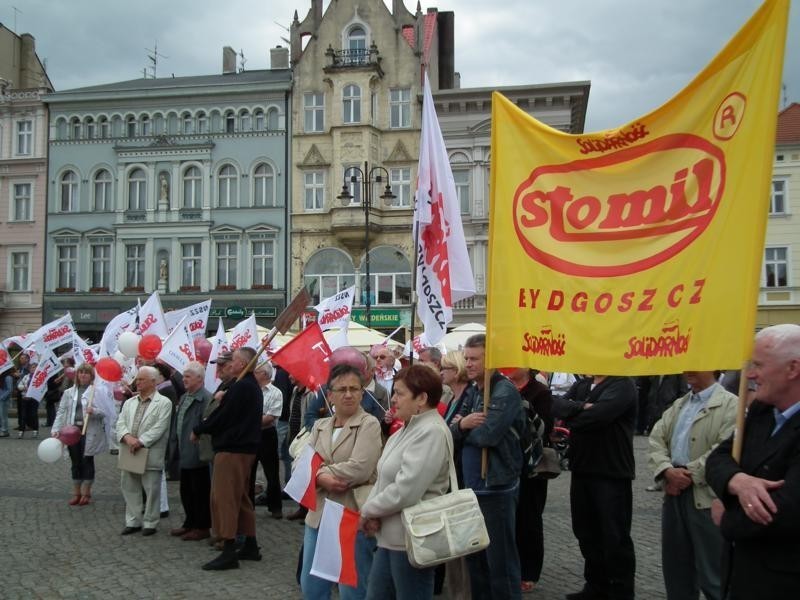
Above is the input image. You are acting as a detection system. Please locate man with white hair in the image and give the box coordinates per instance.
[253,360,283,519]
[115,365,173,536]
[706,324,800,598]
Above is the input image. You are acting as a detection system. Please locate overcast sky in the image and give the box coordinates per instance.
[4,0,798,131]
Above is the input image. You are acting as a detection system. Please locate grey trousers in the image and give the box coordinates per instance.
[662,490,724,600]
[121,469,162,529]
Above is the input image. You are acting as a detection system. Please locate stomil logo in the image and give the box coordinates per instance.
[513,134,726,277]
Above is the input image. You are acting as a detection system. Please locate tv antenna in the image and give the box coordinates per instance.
[12,6,22,32]
[145,41,169,79]
[274,20,291,45]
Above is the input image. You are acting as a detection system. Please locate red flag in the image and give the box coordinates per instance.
[271,323,332,390]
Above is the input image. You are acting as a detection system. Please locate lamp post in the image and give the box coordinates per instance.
[337,161,395,329]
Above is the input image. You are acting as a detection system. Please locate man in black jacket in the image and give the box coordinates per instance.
[705,324,800,599]
[192,347,263,571]
[558,375,638,600]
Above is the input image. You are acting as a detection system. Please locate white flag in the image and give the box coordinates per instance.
[1,334,27,350]
[157,316,195,373]
[138,291,169,339]
[99,304,139,357]
[228,314,259,352]
[165,299,212,340]
[25,347,63,402]
[310,499,360,587]
[204,318,227,393]
[25,314,75,352]
[414,72,475,345]
[72,333,98,366]
[314,286,355,332]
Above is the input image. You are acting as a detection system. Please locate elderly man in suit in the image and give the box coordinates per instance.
[649,371,737,600]
[116,365,173,536]
[706,324,800,599]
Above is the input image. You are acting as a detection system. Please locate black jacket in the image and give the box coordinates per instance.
[562,376,637,479]
[705,401,800,599]
[193,372,262,454]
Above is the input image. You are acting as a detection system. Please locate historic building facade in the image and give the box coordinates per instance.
[0,26,52,338]
[757,102,800,327]
[43,50,292,339]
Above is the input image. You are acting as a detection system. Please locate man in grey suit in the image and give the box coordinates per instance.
[116,365,173,536]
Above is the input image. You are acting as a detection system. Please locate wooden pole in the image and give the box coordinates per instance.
[81,384,96,436]
[732,361,750,463]
[480,368,491,479]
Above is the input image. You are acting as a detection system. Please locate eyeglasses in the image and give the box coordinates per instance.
[330,386,362,395]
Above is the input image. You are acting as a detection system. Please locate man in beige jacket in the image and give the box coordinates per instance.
[648,371,737,600]
[116,365,173,536]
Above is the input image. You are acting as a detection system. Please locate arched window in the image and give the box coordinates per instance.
[93,169,112,211]
[253,163,275,207]
[85,117,95,139]
[343,85,361,124]
[266,108,279,130]
[225,111,236,133]
[304,248,356,305]
[358,246,412,306]
[55,118,67,140]
[182,112,194,135]
[183,166,202,208]
[253,110,265,131]
[70,117,81,140]
[218,165,238,208]
[240,110,251,132]
[197,112,208,134]
[140,115,151,136]
[128,168,146,210]
[347,26,367,64]
[126,115,137,137]
[60,170,78,212]
[98,116,109,139]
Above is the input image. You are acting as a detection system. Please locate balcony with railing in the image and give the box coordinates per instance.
[324,42,383,76]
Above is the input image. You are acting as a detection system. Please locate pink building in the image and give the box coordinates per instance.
[0,25,53,338]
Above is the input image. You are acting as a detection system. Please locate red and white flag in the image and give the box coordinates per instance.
[228,314,259,352]
[72,333,98,367]
[414,72,475,346]
[204,318,228,393]
[26,347,63,402]
[314,286,355,332]
[0,346,14,375]
[157,317,195,373]
[165,299,212,340]
[284,444,324,510]
[310,499,360,588]
[99,304,139,357]
[1,334,27,350]
[24,314,75,352]
[138,292,169,339]
[271,323,332,391]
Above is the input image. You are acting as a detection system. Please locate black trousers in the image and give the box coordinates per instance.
[570,474,636,600]
[67,435,95,482]
[179,465,212,530]
[516,476,548,582]
[254,427,282,513]
[20,398,39,431]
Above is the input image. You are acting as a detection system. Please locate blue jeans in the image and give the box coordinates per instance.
[365,547,435,600]
[466,487,522,600]
[276,420,292,484]
[301,524,375,600]
[0,392,9,434]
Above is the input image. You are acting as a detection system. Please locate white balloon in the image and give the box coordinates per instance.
[118,331,141,358]
[113,350,128,365]
[37,437,64,463]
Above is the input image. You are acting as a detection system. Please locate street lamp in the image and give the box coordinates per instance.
[337,161,396,329]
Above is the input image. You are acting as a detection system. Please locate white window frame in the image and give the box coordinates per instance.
[183,113,194,135]
[216,241,238,288]
[770,178,789,215]
[93,169,113,211]
[126,116,137,138]
[11,181,33,221]
[304,170,325,211]
[140,115,151,136]
[90,243,112,290]
[16,119,33,155]
[8,248,32,292]
[344,166,362,206]
[343,85,361,124]
[60,171,79,212]
[389,88,411,129]
[124,243,146,289]
[764,246,790,289]
[225,112,236,134]
[99,117,109,139]
[197,112,208,134]
[251,239,275,288]
[217,165,238,208]
[183,166,202,209]
[181,242,202,288]
[253,163,275,207]
[254,110,265,131]
[453,169,471,215]
[240,111,251,132]
[389,168,411,208]
[71,119,81,140]
[85,118,95,139]
[127,168,147,211]
[267,108,279,130]
[56,244,78,290]
[304,93,324,133]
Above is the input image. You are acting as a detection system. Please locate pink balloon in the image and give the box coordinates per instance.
[64,367,76,381]
[95,357,123,382]
[138,334,162,360]
[329,346,368,378]
[193,338,212,364]
[58,424,82,447]
[113,384,127,402]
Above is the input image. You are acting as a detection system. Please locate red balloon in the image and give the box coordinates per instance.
[58,424,82,447]
[193,338,212,364]
[95,356,123,382]
[138,334,162,360]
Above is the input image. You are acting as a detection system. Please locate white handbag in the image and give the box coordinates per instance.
[400,425,489,568]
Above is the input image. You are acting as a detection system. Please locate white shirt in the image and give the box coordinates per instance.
[261,383,283,428]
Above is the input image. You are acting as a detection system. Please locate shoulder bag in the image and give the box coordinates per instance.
[400,422,489,568]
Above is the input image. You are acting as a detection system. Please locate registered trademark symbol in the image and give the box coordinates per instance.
[713,92,747,141]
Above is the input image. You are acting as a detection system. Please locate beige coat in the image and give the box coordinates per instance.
[305,407,382,529]
[648,384,738,509]
[115,391,173,471]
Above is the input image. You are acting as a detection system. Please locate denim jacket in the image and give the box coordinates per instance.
[450,372,524,488]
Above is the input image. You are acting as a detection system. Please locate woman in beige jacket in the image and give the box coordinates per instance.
[300,363,383,600]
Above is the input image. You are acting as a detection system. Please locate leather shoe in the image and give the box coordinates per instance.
[121,526,142,535]
[142,528,157,536]
[160,510,170,518]
[182,529,210,541]
[170,527,188,537]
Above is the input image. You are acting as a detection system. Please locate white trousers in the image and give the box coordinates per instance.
[120,469,162,528]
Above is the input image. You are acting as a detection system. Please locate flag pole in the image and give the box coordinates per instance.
[407,216,421,367]
[81,385,96,436]
[480,368,491,478]
[731,360,750,463]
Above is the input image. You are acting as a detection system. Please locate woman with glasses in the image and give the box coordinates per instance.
[300,363,383,600]
[440,351,473,427]
[360,364,452,600]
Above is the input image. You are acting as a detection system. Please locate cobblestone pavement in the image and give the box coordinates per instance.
[1,430,667,599]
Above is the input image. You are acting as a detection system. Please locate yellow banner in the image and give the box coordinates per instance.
[486,0,789,375]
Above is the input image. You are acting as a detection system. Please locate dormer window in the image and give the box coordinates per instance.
[346,26,367,65]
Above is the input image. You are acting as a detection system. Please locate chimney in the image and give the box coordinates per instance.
[19,34,37,88]
[270,45,289,70]
[222,46,237,74]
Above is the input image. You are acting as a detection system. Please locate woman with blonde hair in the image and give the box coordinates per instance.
[441,351,472,426]
[52,364,109,505]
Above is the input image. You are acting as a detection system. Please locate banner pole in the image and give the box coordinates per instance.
[731,360,750,463]
[408,212,421,367]
[82,385,96,436]
[480,368,491,478]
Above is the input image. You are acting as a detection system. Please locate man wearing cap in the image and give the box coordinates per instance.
[192,347,263,570]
